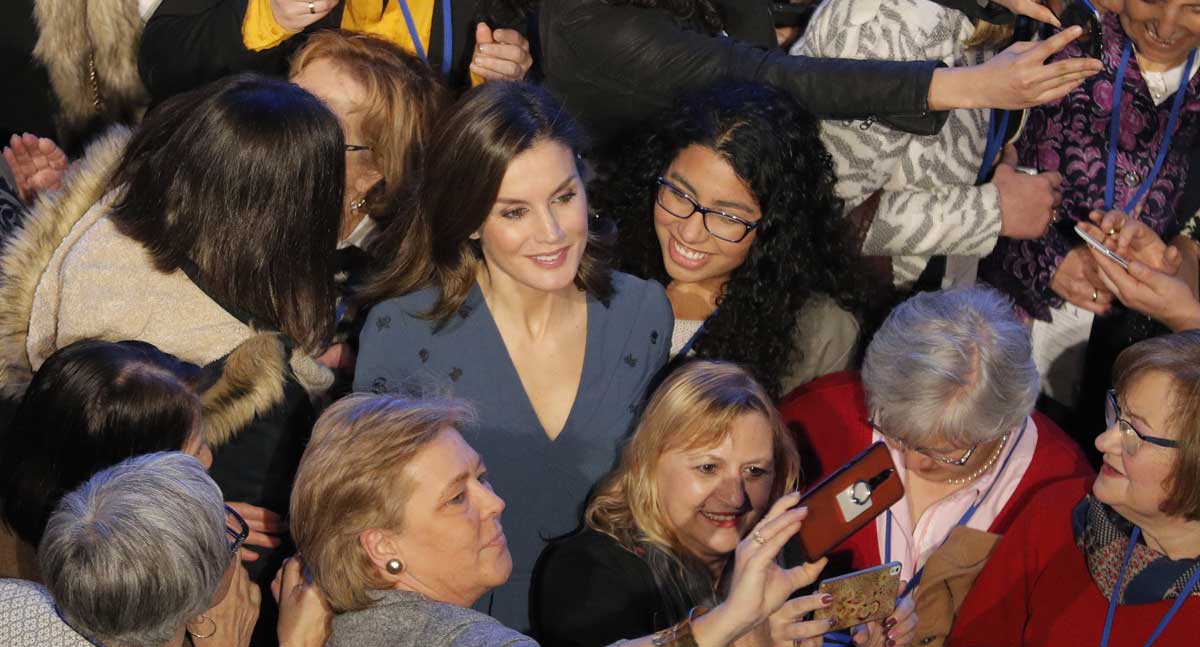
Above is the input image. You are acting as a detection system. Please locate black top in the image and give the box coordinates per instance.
[530,528,692,647]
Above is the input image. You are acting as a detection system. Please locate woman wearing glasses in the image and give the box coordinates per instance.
[596,81,870,400]
[951,330,1200,645]
[778,287,1093,645]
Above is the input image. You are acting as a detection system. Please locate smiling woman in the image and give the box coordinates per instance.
[353,82,673,629]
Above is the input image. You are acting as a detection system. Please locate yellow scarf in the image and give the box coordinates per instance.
[244,0,432,58]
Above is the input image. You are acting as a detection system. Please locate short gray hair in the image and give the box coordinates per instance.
[862,287,1039,448]
[39,452,228,647]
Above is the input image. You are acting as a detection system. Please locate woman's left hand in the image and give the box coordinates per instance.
[471,23,533,81]
[227,501,287,561]
[851,593,917,647]
[273,556,332,647]
[767,592,837,647]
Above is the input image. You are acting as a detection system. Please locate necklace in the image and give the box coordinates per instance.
[943,433,1009,485]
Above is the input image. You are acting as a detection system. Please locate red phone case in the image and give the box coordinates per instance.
[793,442,903,562]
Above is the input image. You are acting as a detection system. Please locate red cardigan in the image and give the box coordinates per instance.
[949,478,1200,646]
[777,372,1095,574]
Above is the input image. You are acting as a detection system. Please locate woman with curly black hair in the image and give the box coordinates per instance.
[593,81,871,400]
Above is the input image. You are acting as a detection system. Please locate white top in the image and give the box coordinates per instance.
[0,580,92,647]
[670,318,704,357]
[1140,56,1200,106]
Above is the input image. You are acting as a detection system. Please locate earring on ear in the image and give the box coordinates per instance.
[468,232,481,241]
[186,615,217,639]
[386,559,403,574]
[350,198,367,214]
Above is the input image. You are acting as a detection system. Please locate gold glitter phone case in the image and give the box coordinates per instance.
[812,561,902,632]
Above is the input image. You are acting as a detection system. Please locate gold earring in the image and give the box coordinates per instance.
[186,614,217,639]
[386,559,403,574]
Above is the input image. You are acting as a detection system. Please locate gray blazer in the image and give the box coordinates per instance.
[331,590,539,647]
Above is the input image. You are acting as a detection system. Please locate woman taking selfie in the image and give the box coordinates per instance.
[532,361,916,647]
[294,392,825,647]
[353,81,673,629]
[951,330,1200,644]
[596,81,867,400]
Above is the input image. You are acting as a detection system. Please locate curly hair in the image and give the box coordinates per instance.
[603,0,723,32]
[593,81,871,399]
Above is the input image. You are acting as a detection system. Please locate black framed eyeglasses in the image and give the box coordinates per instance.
[655,177,761,243]
[1105,389,1178,455]
[867,415,978,466]
[344,144,372,152]
[225,504,249,557]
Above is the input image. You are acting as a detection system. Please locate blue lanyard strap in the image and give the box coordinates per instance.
[1105,41,1197,212]
[396,0,454,76]
[885,419,1028,597]
[976,109,1011,185]
[1100,526,1200,647]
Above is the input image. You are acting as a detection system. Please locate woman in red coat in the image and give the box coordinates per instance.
[950,331,1200,646]
[778,287,1094,643]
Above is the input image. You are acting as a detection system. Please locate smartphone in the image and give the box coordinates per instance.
[792,442,904,562]
[812,562,903,632]
[1075,223,1130,269]
[1056,0,1103,60]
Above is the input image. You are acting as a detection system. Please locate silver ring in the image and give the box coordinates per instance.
[1092,289,1099,302]
[752,530,766,545]
[308,1,316,13]
[1015,166,1038,176]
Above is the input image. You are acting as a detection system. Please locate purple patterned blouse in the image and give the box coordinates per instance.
[979,14,1200,321]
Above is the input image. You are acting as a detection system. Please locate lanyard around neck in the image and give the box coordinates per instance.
[1100,526,1200,647]
[395,0,453,76]
[884,418,1028,596]
[1104,41,1197,212]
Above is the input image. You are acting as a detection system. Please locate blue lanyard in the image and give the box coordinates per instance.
[1100,527,1200,647]
[1104,41,1196,212]
[395,0,453,76]
[884,418,1028,596]
[975,108,1011,185]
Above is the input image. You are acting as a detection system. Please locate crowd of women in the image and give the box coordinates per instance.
[0,0,1198,645]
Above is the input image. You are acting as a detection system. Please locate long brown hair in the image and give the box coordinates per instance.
[585,360,801,610]
[358,81,613,320]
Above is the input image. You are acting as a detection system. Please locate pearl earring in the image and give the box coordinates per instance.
[386,559,403,574]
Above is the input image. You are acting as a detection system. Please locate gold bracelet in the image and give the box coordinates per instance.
[651,607,710,647]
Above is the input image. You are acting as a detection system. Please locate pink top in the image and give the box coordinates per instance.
[873,416,1039,583]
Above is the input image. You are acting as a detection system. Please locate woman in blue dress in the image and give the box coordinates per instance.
[353,81,673,630]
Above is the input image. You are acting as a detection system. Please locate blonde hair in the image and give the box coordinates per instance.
[585,361,800,588]
[290,394,473,613]
[964,20,1014,50]
[290,30,450,224]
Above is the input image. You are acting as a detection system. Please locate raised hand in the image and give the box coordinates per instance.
[269,0,339,33]
[471,23,534,81]
[273,556,332,647]
[227,501,286,562]
[3,133,68,204]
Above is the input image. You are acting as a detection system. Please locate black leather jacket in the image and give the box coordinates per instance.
[540,0,1008,142]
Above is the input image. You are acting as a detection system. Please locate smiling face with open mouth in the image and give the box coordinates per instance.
[653,145,761,304]
[1121,0,1200,71]
[653,412,775,569]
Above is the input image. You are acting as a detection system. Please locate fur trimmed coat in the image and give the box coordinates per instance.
[0,127,330,579]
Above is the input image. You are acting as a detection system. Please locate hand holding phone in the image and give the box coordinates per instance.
[812,562,903,633]
[793,443,903,562]
[1055,0,1103,59]
[1076,223,1130,269]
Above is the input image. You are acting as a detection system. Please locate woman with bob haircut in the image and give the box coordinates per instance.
[0,339,286,582]
[354,81,673,628]
[0,452,329,647]
[595,81,868,400]
[0,73,343,575]
[951,330,1200,644]
[780,287,1093,645]
[294,391,833,647]
[532,360,916,647]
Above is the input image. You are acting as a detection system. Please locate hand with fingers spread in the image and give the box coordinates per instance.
[993,145,1061,239]
[226,501,287,562]
[273,556,332,647]
[929,26,1102,110]
[195,559,261,647]
[1050,246,1113,314]
[3,133,68,204]
[691,492,829,647]
[270,0,339,34]
[471,24,533,81]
